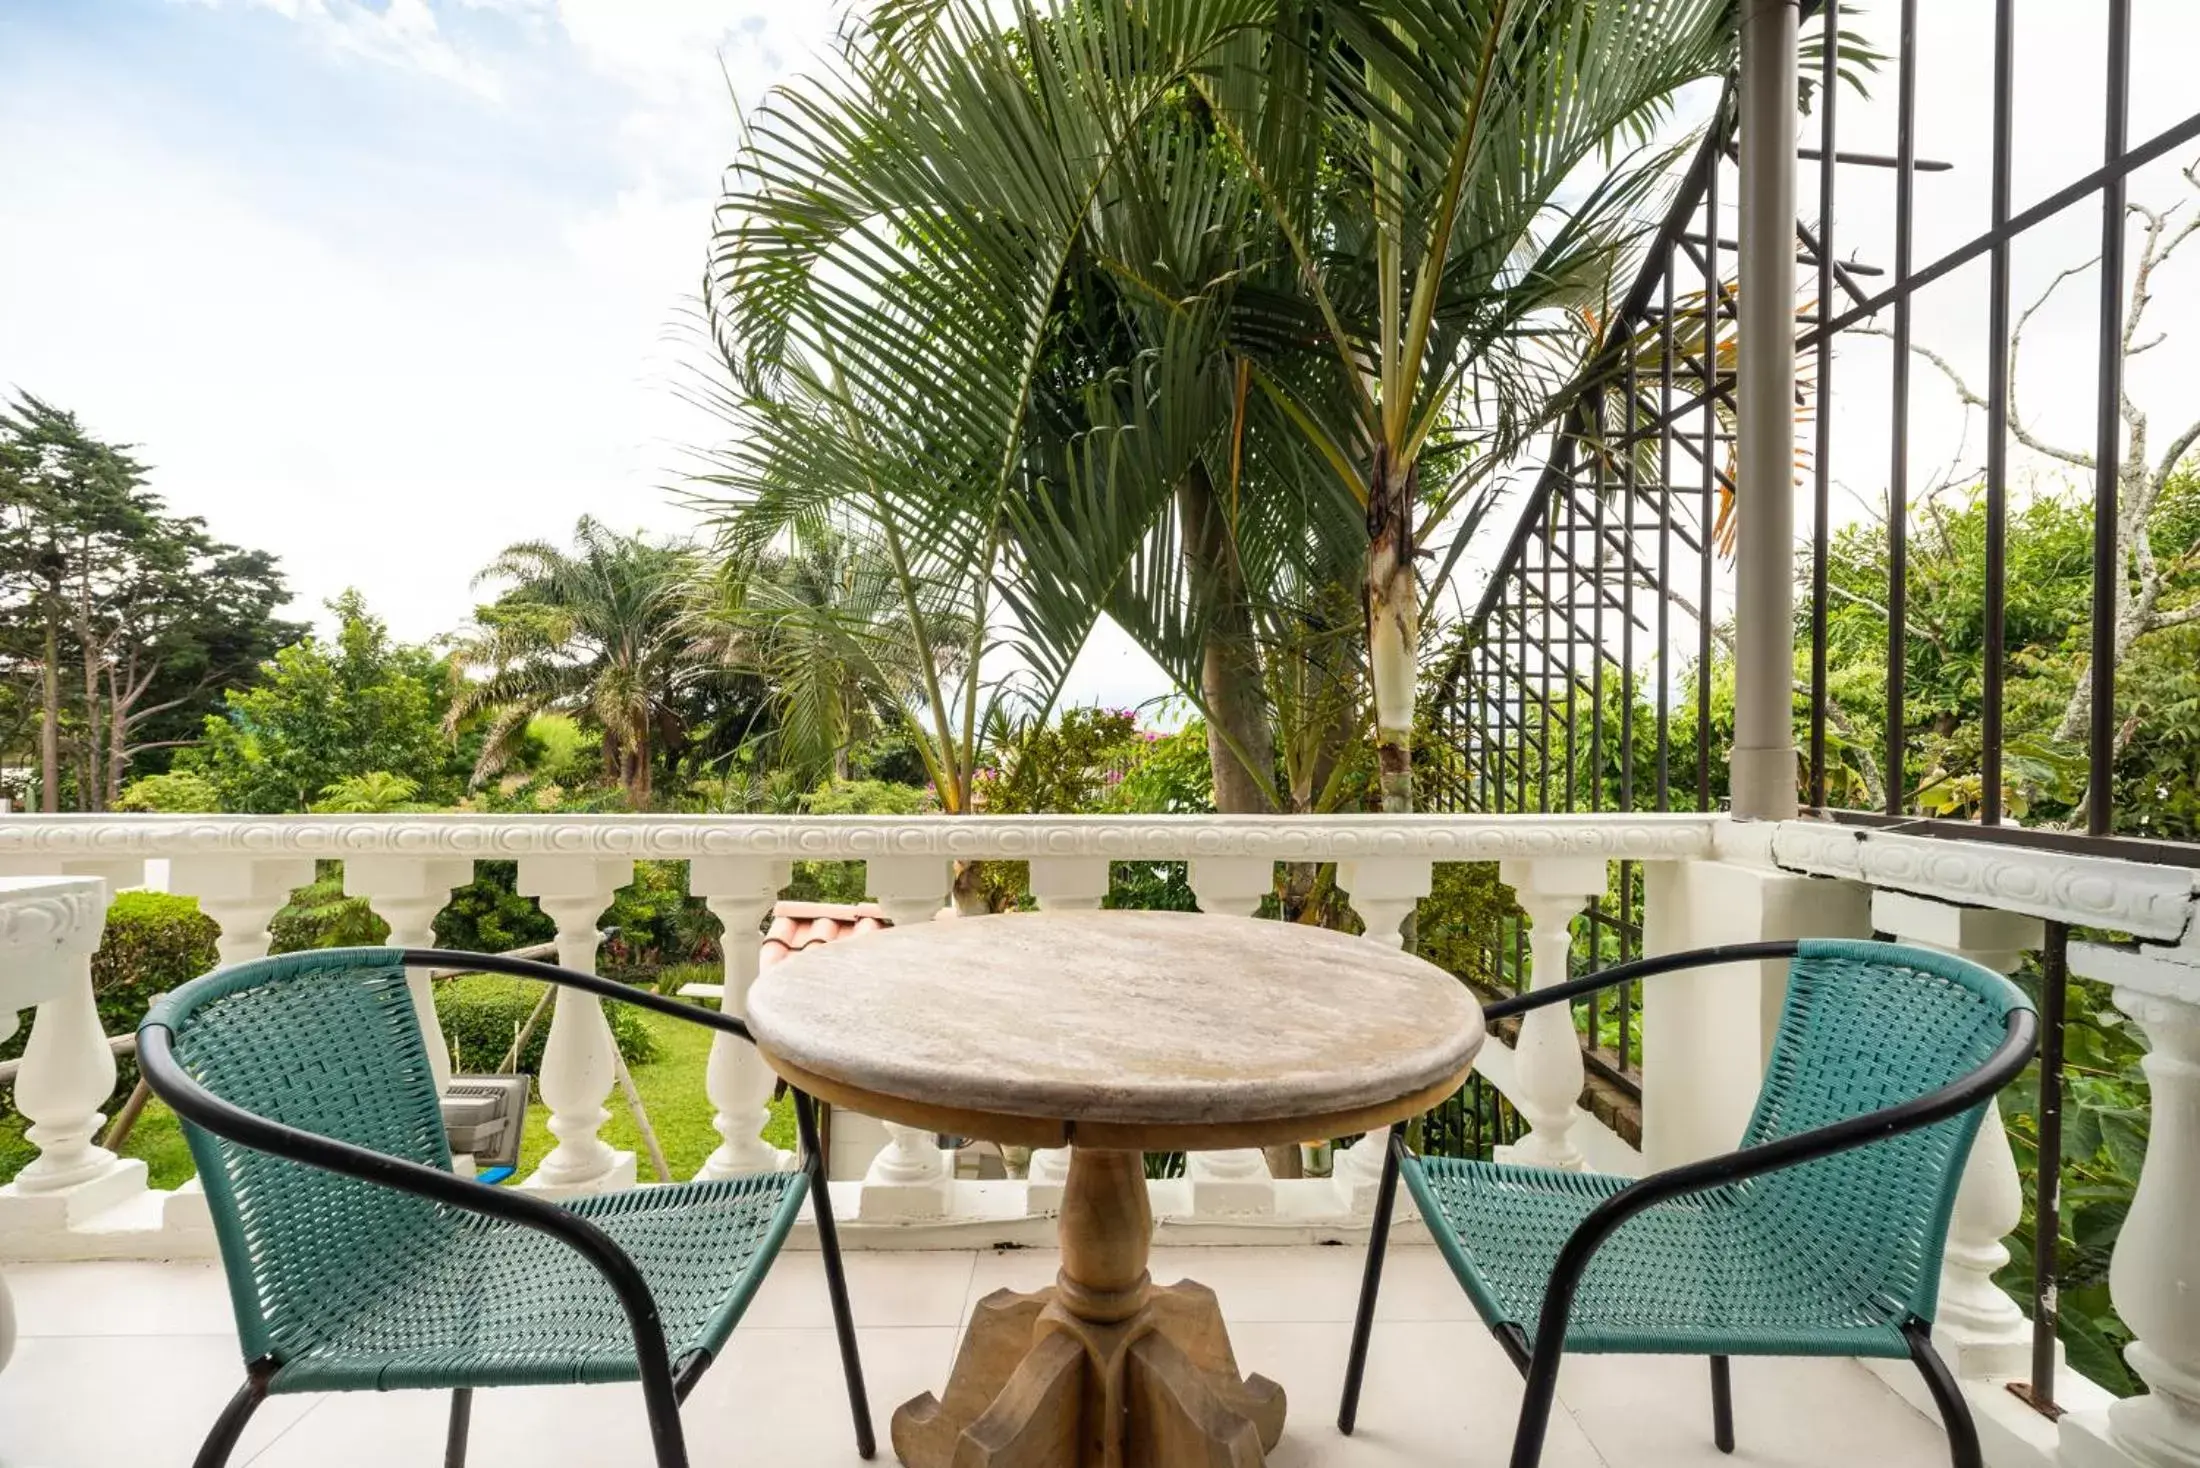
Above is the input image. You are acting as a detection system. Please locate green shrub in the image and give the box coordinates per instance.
[433,973,657,1076]
[112,771,225,813]
[600,860,717,976]
[434,861,556,955]
[267,863,387,952]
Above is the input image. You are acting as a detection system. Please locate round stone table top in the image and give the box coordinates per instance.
[747,910,1485,1150]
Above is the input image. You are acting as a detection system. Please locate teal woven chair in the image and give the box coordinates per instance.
[1337,938,2038,1468]
[138,946,875,1468]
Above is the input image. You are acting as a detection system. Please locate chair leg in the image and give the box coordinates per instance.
[1709,1355,1735,1454]
[802,1091,876,1459]
[639,1348,691,1468]
[1338,1130,1404,1435]
[1904,1320,1983,1468]
[445,1388,473,1468]
[1508,1335,1566,1468]
[192,1362,276,1468]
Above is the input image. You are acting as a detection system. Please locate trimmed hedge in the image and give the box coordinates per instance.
[434,973,657,1077]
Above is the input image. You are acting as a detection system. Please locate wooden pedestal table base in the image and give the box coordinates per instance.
[893,1149,1285,1468]
[747,912,1486,1464]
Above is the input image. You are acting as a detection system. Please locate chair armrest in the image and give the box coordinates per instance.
[1480,940,1802,1020]
[1522,1006,2039,1353]
[399,947,755,1043]
[138,1020,677,1367]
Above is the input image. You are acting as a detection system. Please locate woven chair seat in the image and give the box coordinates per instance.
[1409,1155,1918,1359]
[270,1172,805,1394]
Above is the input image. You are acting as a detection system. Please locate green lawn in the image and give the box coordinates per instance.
[1,1006,792,1191]
[511,1006,798,1180]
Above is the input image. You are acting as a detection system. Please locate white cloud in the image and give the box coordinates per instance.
[6,3,861,645]
[186,0,508,99]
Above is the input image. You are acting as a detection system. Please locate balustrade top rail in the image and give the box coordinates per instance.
[0,811,1722,864]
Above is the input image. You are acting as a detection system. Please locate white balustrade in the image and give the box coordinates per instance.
[1332,858,1434,1211]
[169,854,317,966]
[1025,857,1112,1209]
[1493,858,1606,1172]
[858,855,955,1219]
[516,856,637,1197]
[2064,931,2200,1468]
[690,856,795,1179]
[0,878,140,1235]
[1871,890,2041,1382]
[1183,857,1277,1216]
[0,878,114,1364]
[342,857,473,1099]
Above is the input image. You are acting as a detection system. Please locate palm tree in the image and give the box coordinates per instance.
[683,518,970,787]
[447,518,696,809]
[701,0,1734,817]
[310,771,434,813]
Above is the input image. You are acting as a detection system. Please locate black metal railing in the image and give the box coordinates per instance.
[1426,0,2200,1412]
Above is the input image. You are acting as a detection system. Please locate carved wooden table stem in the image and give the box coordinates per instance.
[896,1146,1283,1467]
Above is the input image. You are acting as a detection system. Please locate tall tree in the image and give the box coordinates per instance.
[701,0,1734,821]
[183,591,455,813]
[0,394,300,809]
[447,519,697,809]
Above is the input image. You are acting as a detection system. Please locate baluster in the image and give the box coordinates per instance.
[2065,929,2200,1468]
[1025,857,1111,1211]
[516,856,636,1197]
[859,854,955,1219]
[162,855,314,1227]
[169,855,317,966]
[1494,858,1605,1172]
[1333,858,1434,1212]
[1184,857,1276,1216]
[0,877,144,1233]
[690,856,795,1178]
[342,857,472,1093]
[1872,891,2040,1380]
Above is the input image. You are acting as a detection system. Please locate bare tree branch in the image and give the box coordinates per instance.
[2156,415,2200,487]
[2012,259,2100,460]
[1855,324,2096,470]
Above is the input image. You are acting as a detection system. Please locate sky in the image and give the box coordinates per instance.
[4,1,2199,719]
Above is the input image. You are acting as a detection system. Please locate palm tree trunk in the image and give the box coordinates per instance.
[1178,467,1275,815]
[629,725,653,811]
[1366,446,1419,815]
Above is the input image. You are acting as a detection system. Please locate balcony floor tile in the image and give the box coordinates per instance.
[0,1250,1950,1468]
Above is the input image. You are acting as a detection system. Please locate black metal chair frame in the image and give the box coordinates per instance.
[1335,939,2039,1468]
[140,947,876,1468]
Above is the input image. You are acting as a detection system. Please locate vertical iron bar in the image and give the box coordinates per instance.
[1564,435,1580,812]
[1622,351,1638,814]
[2029,921,2070,1415]
[1618,860,1635,1071]
[2089,0,2131,836]
[1699,138,1720,811]
[1658,248,1676,810]
[1517,568,1531,812]
[1478,633,1496,809]
[1886,0,1916,817]
[1495,587,1509,812]
[1981,0,2014,825]
[1809,0,1837,809]
[1540,517,1554,810]
[1592,386,1608,815]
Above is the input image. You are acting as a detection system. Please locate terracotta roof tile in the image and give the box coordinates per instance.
[759,900,893,967]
